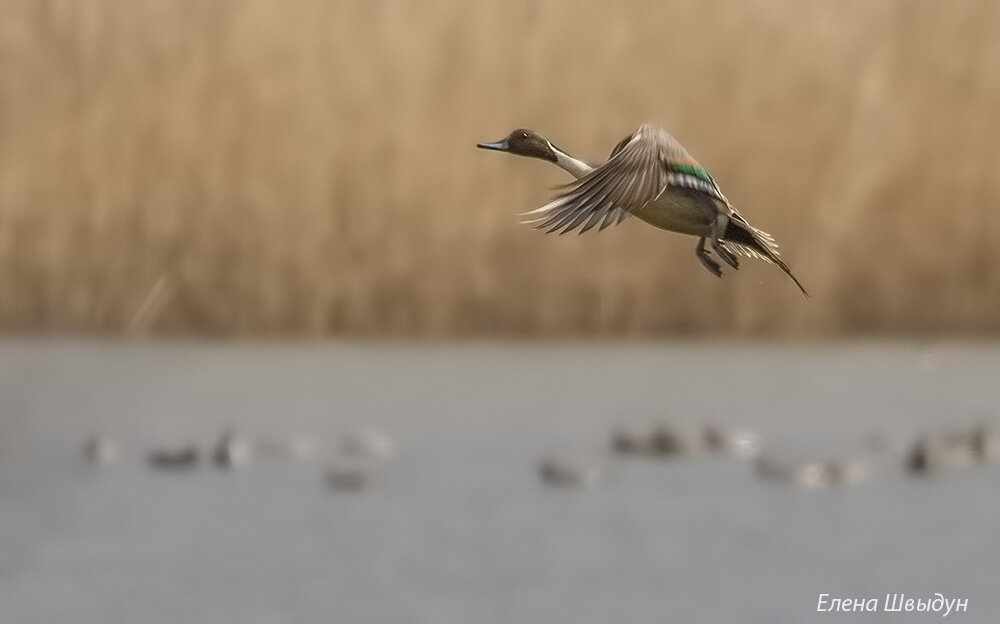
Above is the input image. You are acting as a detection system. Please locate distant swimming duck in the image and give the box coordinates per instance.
[538,456,604,489]
[478,124,807,295]
[908,429,980,475]
[325,462,373,492]
[148,446,199,469]
[970,424,1000,463]
[212,428,252,469]
[702,425,763,458]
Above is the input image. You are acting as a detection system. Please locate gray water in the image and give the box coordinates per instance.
[1,340,998,623]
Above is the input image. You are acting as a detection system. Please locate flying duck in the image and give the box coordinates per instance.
[477,124,807,295]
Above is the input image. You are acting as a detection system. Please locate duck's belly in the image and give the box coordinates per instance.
[633,190,715,237]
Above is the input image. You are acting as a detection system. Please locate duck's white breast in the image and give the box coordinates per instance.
[632,188,716,237]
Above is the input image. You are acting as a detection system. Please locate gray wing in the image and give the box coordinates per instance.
[521,126,725,235]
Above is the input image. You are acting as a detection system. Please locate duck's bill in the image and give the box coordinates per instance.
[476,139,510,151]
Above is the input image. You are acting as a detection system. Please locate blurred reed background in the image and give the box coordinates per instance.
[0,0,998,337]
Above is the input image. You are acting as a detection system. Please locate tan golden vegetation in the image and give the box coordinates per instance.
[0,0,998,336]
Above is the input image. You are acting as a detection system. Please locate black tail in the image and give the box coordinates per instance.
[723,219,809,297]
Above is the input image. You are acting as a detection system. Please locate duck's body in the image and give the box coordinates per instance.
[478,124,807,295]
[633,186,717,237]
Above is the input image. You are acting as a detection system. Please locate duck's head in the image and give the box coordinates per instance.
[477,129,557,163]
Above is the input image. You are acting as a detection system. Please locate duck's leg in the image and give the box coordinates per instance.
[710,213,739,270]
[696,237,722,277]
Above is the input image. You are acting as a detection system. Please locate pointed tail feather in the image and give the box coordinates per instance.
[723,219,809,297]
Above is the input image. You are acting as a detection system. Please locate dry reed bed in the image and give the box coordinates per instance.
[0,0,998,336]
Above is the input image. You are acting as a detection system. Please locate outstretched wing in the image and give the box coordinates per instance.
[521,124,727,235]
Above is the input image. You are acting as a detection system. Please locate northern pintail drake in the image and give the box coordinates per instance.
[477,124,808,295]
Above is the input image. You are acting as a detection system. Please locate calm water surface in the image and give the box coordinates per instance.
[1,340,998,623]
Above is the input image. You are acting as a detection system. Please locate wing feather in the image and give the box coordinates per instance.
[521,124,728,235]
[520,131,656,234]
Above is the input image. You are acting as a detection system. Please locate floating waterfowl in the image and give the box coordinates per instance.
[908,431,977,475]
[755,454,872,488]
[212,428,252,469]
[148,446,199,469]
[325,463,372,492]
[756,457,835,489]
[826,458,872,485]
[478,125,807,295]
[702,425,763,458]
[612,424,757,458]
[649,425,706,457]
[970,424,1000,463]
[538,457,604,489]
[611,426,657,455]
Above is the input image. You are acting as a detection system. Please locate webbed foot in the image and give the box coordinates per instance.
[696,237,723,278]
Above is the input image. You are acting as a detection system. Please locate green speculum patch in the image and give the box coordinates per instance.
[669,163,713,183]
